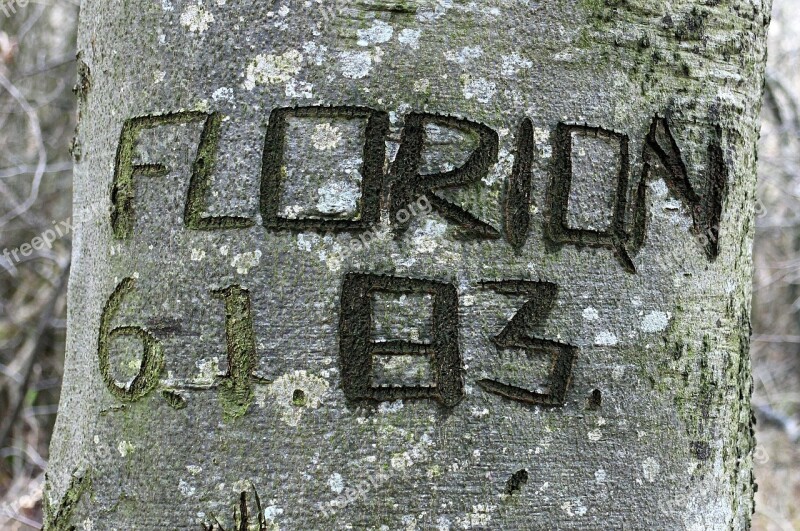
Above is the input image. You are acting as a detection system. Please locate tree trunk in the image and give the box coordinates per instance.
[46,1,771,529]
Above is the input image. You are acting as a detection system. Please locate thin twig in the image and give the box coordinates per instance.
[0,264,69,449]
[0,70,48,227]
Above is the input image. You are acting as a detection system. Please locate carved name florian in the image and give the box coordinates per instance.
[98,104,729,414]
[110,105,729,271]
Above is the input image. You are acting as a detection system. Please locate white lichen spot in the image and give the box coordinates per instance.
[280,204,303,218]
[153,71,166,83]
[445,46,483,64]
[533,127,553,158]
[126,357,141,372]
[642,457,660,482]
[458,504,495,528]
[296,233,314,252]
[594,331,618,347]
[117,440,135,457]
[595,469,606,483]
[501,53,532,76]
[81,519,93,531]
[190,248,205,261]
[178,479,196,497]
[462,76,496,103]
[649,179,669,198]
[211,87,234,102]
[401,514,418,530]
[230,250,262,274]
[268,370,330,426]
[398,28,421,49]
[436,516,452,531]
[186,465,203,475]
[378,400,405,414]
[612,366,625,380]
[641,311,671,333]
[470,407,489,418]
[264,505,283,524]
[316,180,360,216]
[413,78,430,93]
[244,50,303,90]
[193,357,220,385]
[582,307,599,321]
[328,473,345,494]
[357,20,394,46]
[338,51,372,79]
[219,245,229,256]
[317,237,345,272]
[285,79,314,99]
[412,219,447,253]
[534,127,550,144]
[303,41,328,65]
[391,452,413,470]
[179,5,214,33]
[587,429,602,442]
[311,123,343,151]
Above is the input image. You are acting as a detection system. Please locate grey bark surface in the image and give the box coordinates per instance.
[46,0,771,529]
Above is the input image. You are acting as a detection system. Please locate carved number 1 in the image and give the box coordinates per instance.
[213,285,258,419]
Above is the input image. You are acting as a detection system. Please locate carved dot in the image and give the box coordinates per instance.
[161,390,187,410]
[587,389,602,410]
[292,389,307,407]
[505,469,529,495]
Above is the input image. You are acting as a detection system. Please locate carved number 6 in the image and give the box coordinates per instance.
[97,278,164,402]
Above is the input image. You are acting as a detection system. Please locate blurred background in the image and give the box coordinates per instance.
[0,1,797,529]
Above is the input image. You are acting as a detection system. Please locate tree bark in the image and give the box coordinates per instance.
[46,1,772,529]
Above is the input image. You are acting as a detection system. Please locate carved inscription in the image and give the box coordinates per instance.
[543,116,728,271]
[339,274,463,407]
[641,116,728,259]
[97,275,579,410]
[213,285,259,419]
[111,112,253,240]
[260,106,390,231]
[99,104,730,416]
[98,282,265,417]
[97,278,164,402]
[110,106,728,272]
[505,118,535,250]
[202,483,267,531]
[478,281,577,406]
[43,468,92,531]
[545,124,636,272]
[390,113,501,239]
